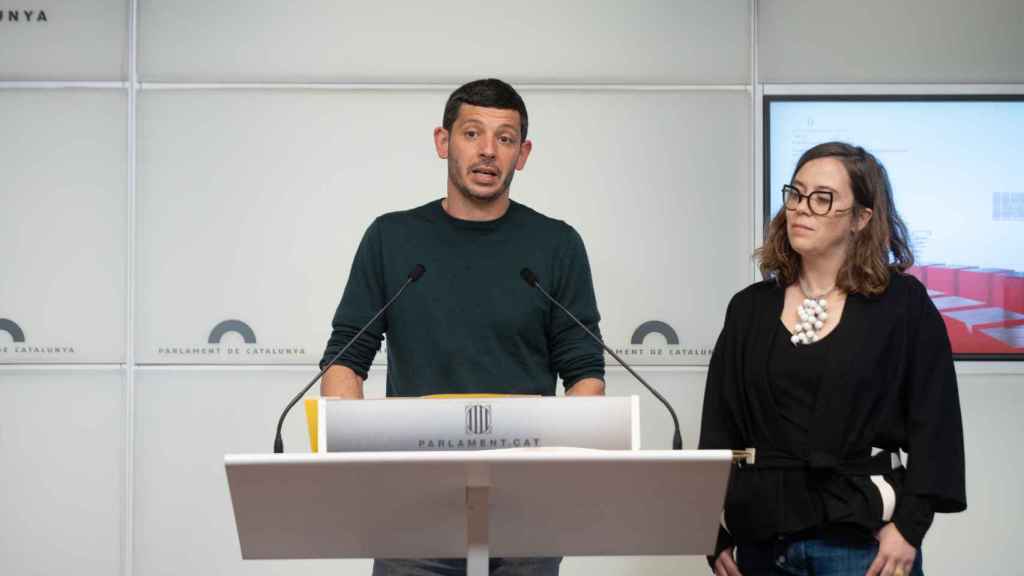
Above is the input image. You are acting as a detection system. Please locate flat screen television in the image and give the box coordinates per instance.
[765,95,1024,359]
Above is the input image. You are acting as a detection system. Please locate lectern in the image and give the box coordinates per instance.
[225,396,732,576]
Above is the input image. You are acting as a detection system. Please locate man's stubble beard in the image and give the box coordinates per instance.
[448,158,517,204]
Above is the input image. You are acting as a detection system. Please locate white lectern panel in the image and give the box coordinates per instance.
[0,0,127,80]
[0,368,124,575]
[321,396,638,452]
[0,90,128,363]
[139,0,749,83]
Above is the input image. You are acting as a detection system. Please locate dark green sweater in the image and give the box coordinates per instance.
[321,199,605,397]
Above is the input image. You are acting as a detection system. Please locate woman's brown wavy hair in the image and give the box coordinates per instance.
[757,142,914,296]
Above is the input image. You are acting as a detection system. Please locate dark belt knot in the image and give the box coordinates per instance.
[807,451,840,471]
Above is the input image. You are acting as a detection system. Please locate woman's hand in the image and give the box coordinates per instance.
[866,523,916,576]
[714,547,743,576]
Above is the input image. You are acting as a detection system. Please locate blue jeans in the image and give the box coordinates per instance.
[737,538,923,576]
[371,557,561,576]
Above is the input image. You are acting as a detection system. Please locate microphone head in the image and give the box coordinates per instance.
[409,264,426,282]
[520,267,538,287]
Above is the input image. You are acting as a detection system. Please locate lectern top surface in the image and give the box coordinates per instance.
[226,448,730,466]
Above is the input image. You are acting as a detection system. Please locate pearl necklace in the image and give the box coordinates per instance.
[791,282,834,346]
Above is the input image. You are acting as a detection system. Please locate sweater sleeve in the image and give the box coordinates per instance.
[897,276,967,542]
[319,219,387,378]
[548,225,605,388]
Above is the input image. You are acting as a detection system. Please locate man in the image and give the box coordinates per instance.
[320,78,605,575]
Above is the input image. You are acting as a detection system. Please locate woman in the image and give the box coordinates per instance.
[700,142,966,576]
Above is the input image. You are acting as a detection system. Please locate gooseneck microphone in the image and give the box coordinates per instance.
[273,264,426,453]
[520,267,683,450]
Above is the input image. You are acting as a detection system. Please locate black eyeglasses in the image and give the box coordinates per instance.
[783,184,837,216]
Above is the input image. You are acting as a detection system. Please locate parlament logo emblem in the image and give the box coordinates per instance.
[465,404,492,435]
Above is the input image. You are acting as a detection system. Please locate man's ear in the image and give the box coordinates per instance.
[515,139,533,171]
[434,127,449,159]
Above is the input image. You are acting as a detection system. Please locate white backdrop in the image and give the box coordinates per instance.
[2,1,1023,575]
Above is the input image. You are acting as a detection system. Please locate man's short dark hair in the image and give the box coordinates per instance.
[442,78,529,140]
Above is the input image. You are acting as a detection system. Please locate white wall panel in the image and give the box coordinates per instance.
[132,367,368,576]
[0,0,128,80]
[516,89,751,365]
[0,90,128,363]
[138,0,750,84]
[135,89,448,365]
[921,371,1021,575]
[0,368,124,575]
[759,0,1024,83]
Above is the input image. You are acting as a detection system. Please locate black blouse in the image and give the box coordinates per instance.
[766,320,833,537]
[770,319,836,456]
[699,273,966,555]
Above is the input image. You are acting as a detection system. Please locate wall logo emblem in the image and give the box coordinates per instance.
[465,404,493,435]
[609,320,712,364]
[0,318,26,342]
[630,320,680,345]
[209,319,257,344]
[0,9,48,22]
[0,318,75,356]
[156,318,306,359]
